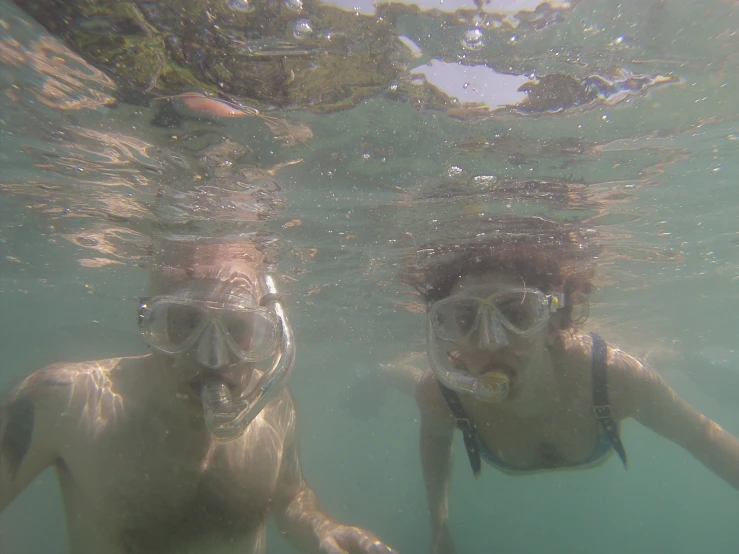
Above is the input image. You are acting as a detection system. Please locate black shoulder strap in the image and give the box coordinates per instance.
[590,333,629,470]
[437,381,482,477]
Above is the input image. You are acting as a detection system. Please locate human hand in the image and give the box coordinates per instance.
[319,525,398,554]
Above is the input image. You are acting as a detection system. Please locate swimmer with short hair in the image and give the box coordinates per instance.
[0,240,396,554]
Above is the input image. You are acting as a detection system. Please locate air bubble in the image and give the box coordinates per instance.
[292,19,313,40]
[228,0,255,13]
[462,28,484,51]
[283,0,303,11]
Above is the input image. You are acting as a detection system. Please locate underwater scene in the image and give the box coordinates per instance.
[0,0,738,553]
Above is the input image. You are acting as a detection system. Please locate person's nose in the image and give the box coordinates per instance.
[474,308,509,350]
[196,320,230,369]
[457,344,505,376]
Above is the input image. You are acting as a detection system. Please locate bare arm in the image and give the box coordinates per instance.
[416,373,457,554]
[0,366,72,510]
[272,396,396,554]
[378,352,428,398]
[609,347,739,490]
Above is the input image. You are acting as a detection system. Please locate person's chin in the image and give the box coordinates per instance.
[503,368,527,401]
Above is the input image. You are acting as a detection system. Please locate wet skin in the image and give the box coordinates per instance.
[381,272,739,554]
[0,272,395,554]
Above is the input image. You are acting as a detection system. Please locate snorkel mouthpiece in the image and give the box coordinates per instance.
[200,275,295,441]
[427,320,509,403]
[430,362,509,403]
[473,372,509,403]
[200,379,247,441]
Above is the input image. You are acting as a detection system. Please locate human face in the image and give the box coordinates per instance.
[430,273,554,393]
[139,286,280,368]
[141,264,277,376]
[142,265,296,440]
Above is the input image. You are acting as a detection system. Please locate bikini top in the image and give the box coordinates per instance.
[438,333,629,477]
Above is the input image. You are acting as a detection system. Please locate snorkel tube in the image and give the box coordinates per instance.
[201,275,295,441]
[426,319,509,403]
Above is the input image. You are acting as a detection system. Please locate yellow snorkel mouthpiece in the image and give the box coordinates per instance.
[473,372,509,403]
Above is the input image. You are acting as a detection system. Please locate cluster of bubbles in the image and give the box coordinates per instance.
[229,0,304,10]
[227,0,313,40]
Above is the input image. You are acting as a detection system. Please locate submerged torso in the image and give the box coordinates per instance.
[473,416,613,474]
[459,389,610,473]
[51,356,292,554]
[454,334,617,473]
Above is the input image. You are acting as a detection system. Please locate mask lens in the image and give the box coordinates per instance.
[432,298,480,341]
[141,299,205,353]
[493,290,542,332]
[221,311,278,360]
[431,288,549,344]
[166,304,205,345]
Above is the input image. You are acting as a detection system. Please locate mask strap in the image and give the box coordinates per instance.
[548,292,565,312]
[137,297,151,329]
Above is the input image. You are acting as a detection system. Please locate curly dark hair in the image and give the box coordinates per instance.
[401,217,598,330]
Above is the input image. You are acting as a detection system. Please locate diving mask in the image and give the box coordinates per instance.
[138,276,295,441]
[429,286,563,345]
[138,291,280,366]
[426,286,563,402]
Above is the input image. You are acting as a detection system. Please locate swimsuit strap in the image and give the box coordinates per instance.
[437,333,629,477]
[590,333,629,469]
[437,382,481,477]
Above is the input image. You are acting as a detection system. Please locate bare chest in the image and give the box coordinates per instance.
[58,404,286,551]
[464,396,601,469]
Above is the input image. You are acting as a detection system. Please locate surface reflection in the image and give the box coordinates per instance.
[1,0,738,553]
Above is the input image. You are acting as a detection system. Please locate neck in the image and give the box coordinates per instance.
[497,346,559,419]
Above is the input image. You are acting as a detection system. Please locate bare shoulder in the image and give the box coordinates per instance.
[603,343,660,419]
[415,371,443,412]
[549,329,593,362]
[549,330,654,417]
[43,357,129,387]
[548,329,593,374]
[415,372,453,431]
[0,358,133,486]
[550,329,647,377]
[3,357,141,417]
[4,362,77,408]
